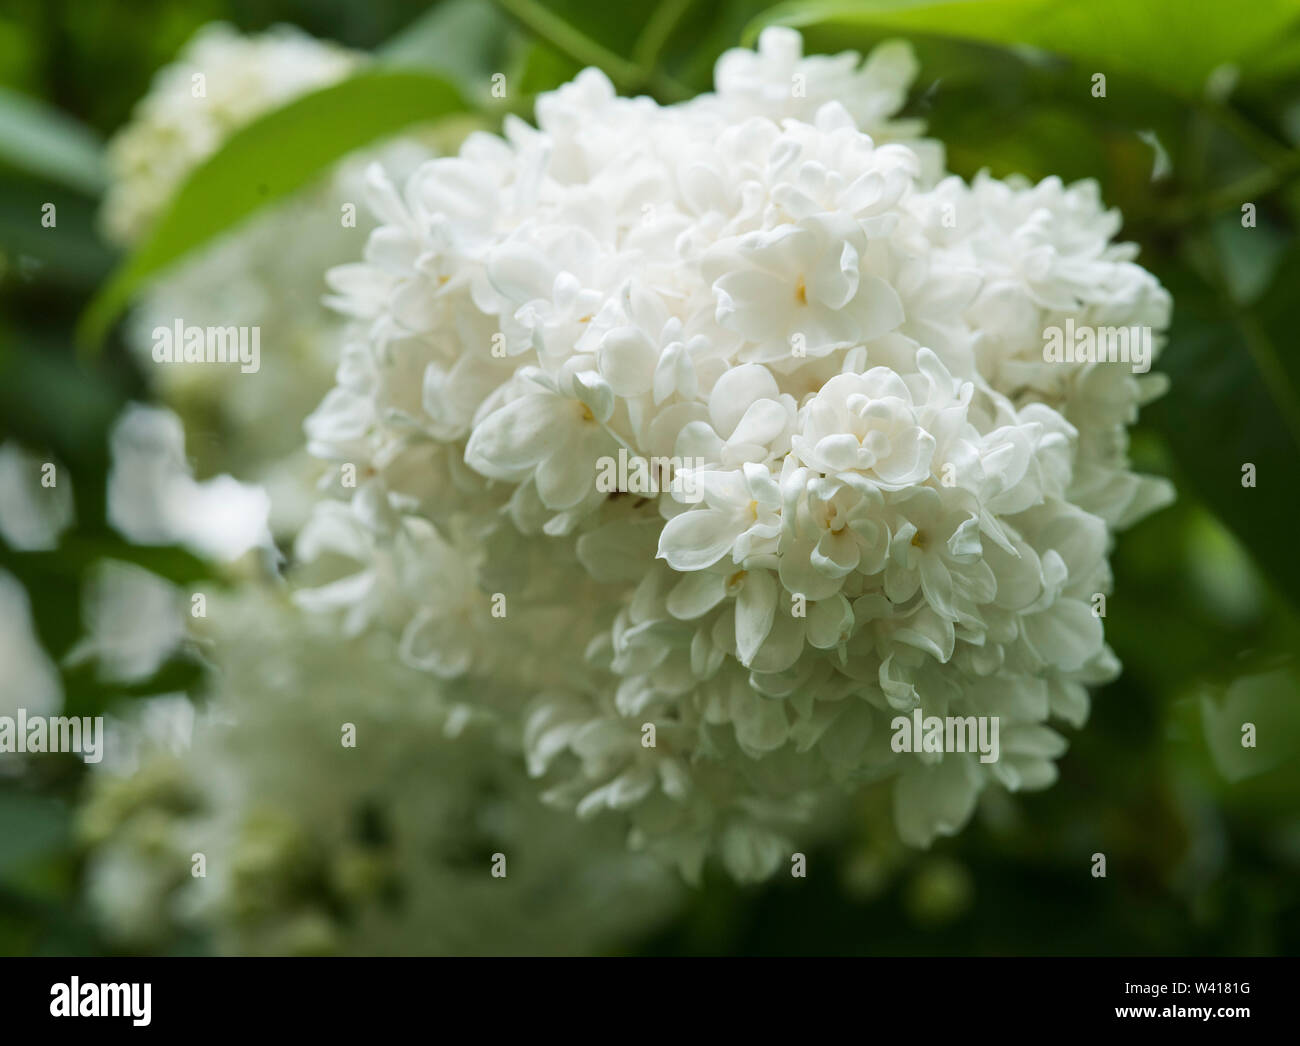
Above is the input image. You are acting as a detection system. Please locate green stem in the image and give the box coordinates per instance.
[491,0,691,102]
[633,0,693,72]
[1165,150,1300,226]
[1191,232,1300,454]
[492,0,643,90]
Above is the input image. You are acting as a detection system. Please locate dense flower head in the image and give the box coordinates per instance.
[301,27,1173,880]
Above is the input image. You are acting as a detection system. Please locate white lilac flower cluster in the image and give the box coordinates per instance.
[302,27,1172,880]
[80,587,680,955]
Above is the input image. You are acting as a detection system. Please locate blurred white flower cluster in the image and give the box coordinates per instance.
[80,587,679,955]
[1,408,269,736]
[301,27,1173,880]
[101,22,357,248]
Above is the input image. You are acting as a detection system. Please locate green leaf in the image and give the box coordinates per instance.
[747,0,1300,99]
[77,69,471,350]
[0,86,106,195]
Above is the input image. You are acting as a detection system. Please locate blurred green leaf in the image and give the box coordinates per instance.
[0,173,117,289]
[0,85,106,194]
[0,340,122,471]
[1200,667,1300,784]
[0,787,70,879]
[12,537,214,587]
[0,532,212,667]
[1249,27,1300,81]
[748,0,1300,98]
[77,68,472,349]
[62,648,208,718]
[1147,247,1300,609]
[907,42,1191,187]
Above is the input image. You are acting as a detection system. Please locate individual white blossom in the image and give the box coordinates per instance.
[107,403,271,563]
[296,27,1173,880]
[0,442,74,551]
[0,569,62,721]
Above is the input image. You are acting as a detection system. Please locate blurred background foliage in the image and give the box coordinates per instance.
[1,0,1299,955]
